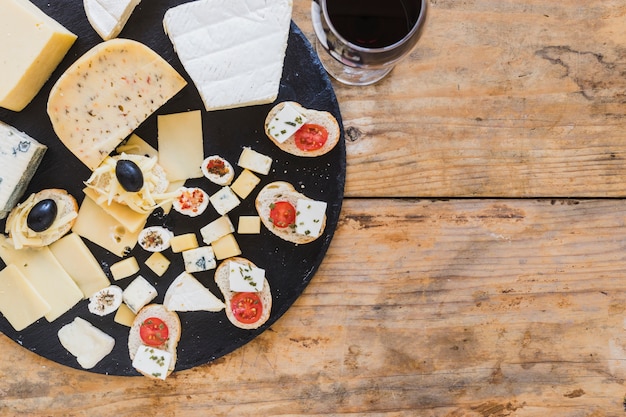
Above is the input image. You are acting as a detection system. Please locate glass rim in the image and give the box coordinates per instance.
[319,0,427,54]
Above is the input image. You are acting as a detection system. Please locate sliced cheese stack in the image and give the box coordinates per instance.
[0,121,47,219]
[0,0,77,111]
[163,0,293,111]
[47,38,187,171]
[83,0,141,40]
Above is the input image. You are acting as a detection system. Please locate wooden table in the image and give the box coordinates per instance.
[3,0,626,415]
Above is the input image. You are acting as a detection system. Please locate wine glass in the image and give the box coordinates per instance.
[311,0,427,86]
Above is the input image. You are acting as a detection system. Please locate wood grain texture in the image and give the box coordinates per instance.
[293,0,626,198]
[2,198,626,416]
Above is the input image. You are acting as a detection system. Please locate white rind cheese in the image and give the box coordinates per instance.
[47,39,187,171]
[163,0,293,111]
[164,271,225,312]
[83,0,141,40]
[0,122,47,219]
[132,345,172,380]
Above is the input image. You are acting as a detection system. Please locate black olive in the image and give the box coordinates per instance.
[115,159,144,192]
[27,199,58,232]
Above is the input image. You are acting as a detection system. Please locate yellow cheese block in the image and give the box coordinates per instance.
[0,235,83,322]
[47,38,187,170]
[145,252,170,277]
[212,233,241,260]
[114,302,136,327]
[157,111,204,181]
[0,0,77,111]
[110,257,140,281]
[72,195,140,257]
[49,233,110,299]
[0,264,51,331]
[83,187,149,233]
[238,216,261,234]
[170,233,199,253]
[231,169,260,199]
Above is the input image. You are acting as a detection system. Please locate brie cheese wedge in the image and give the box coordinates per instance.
[163,0,293,111]
[83,0,141,40]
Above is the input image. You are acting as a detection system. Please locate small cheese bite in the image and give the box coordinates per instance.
[201,156,234,186]
[172,187,209,217]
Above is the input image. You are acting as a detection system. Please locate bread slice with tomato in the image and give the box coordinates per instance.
[264,101,340,157]
[255,181,327,244]
[127,304,181,379]
[215,257,272,330]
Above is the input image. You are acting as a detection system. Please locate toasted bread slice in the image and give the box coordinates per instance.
[264,101,340,157]
[5,188,78,249]
[128,304,181,378]
[255,181,327,244]
[215,257,272,330]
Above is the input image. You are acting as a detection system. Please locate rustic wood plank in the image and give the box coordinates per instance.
[293,1,626,198]
[2,198,626,416]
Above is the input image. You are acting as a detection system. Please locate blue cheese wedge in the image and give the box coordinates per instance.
[163,0,293,111]
[47,39,187,171]
[228,260,265,293]
[132,345,172,380]
[122,276,157,314]
[83,0,141,40]
[295,199,327,237]
[209,187,240,216]
[0,122,46,219]
[164,271,225,312]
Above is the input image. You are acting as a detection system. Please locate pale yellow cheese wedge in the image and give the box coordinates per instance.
[47,39,187,170]
[0,0,77,111]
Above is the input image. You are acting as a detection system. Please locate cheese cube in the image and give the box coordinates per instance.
[114,302,136,327]
[182,246,216,273]
[170,233,199,253]
[200,215,235,244]
[0,0,77,111]
[0,264,50,331]
[230,169,260,199]
[238,216,261,234]
[209,187,240,216]
[57,317,115,369]
[211,233,241,260]
[163,0,293,111]
[227,260,265,293]
[144,252,170,277]
[122,276,157,314]
[110,257,140,281]
[295,199,327,237]
[237,147,272,175]
[132,345,172,380]
[0,122,47,219]
[266,102,307,143]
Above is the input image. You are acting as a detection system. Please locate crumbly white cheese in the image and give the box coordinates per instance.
[0,122,47,219]
[163,0,293,111]
[267,103,307,143]
[122,275,157,314]
[132,345,172,380]
[83,0,141,40]
[200,215,235,244]
[228,260,265,293]
[295,198,327,237]
[209,187,240,216]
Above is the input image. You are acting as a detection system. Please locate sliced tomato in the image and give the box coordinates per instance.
[231,292,263,324]
[139,317,169,347]
[294,123,328,151]
[269,201,296,228]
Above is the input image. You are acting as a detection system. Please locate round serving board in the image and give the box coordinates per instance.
[0,0,345,376]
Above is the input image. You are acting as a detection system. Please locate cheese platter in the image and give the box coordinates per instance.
[0,0,345,376]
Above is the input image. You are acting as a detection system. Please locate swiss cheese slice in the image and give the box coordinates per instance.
[0,0,77,111]
[0,235,83,322]
[0,264,51,331]
[47,38,187,170]
[163,0,293,111]
[83,0,141,40]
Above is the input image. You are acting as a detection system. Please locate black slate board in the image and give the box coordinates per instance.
[0,0,345,376]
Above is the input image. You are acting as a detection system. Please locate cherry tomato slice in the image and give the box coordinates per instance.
[269,201,296,228]
[139,317,169,347]
[231,292,263,324]
[294,123,328,151]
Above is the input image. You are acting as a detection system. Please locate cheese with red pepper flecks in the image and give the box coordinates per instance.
[47,39,187,171]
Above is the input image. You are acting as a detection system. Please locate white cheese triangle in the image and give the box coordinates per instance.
[163,0,293,111]
[84,0,141,40]
[164,271,225,312]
